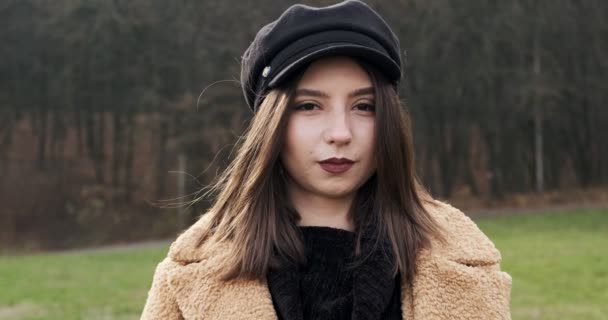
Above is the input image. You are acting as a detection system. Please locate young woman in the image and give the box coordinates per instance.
[141,1,512,319]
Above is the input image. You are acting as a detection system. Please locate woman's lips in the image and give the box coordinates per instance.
[320,163,353,173]
[319,159,355,173]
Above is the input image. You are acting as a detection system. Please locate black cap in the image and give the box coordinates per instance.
[240,0,402,112]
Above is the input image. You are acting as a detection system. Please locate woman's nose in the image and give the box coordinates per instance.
[324,109,352,145]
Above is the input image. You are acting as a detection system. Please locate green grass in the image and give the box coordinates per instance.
[476,209,608,320]
[0,245,169,320]
[0,209,606,320]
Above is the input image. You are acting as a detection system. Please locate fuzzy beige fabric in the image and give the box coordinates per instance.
[140,199,512,319]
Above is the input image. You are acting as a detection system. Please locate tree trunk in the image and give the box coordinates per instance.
[533,34,544,193]
[36,109,48,170]
[124,114,135,202]
[156,115,169,198]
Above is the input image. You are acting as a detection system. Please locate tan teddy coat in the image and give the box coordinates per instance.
[140,199,512,319]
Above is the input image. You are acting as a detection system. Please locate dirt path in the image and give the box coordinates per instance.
[467,202,608,218]
[3,238,174,257]
[57,238,174,255]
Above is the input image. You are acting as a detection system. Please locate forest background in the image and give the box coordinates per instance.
[1,0,607,252]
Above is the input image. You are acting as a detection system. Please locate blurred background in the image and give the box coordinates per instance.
[0,0,606,319]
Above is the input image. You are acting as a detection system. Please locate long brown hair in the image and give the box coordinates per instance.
[194,58,445,285]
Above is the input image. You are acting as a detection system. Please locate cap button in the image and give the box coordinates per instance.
[262,66,271,78]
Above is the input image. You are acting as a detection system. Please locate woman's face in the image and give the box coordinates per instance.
[280,56,376,200]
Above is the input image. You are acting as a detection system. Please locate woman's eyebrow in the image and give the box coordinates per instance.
[295,87,375,98]
[348,87,374,98]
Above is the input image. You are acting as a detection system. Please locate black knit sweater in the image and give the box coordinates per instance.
[267,226,402,320]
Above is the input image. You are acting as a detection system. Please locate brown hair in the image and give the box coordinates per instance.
[194,59,445,285]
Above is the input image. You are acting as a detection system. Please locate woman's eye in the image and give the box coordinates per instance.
[354,103,376,112]
[294,103,319,111]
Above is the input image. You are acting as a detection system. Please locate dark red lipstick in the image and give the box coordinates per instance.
[319,157,354,173]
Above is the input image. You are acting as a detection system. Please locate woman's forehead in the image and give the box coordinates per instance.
[295,56,373,95]
[294,87,374,99]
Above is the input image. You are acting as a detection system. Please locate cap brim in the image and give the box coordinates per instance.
[267,43,401,88]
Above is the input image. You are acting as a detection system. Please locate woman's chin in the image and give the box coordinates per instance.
[313,185,358,199]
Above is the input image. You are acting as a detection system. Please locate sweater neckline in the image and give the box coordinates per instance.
[268,223,400,320]
[297,225,356,241]
[297,225,355,234]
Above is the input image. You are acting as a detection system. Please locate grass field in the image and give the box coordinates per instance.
[0,208,606,320]
[476,209,608,319]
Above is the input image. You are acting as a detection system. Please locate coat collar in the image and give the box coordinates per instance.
[165,199,507,320]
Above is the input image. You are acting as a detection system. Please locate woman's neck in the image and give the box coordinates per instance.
[287,186,356,232]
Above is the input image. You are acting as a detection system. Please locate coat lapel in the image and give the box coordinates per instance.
[167,236,278,320]
[169,264,277,319]
[400,200,512,320]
